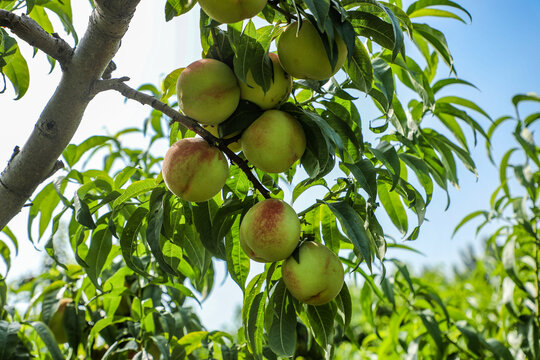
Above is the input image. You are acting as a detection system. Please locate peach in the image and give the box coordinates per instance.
[162,137,229,202]
[277,20,348,81]
[177,58,240,125]
[241,110,306,173]
[239,52,292,109]
[198,0,267,23]
[239,198,301,262]
[282,241,344,306]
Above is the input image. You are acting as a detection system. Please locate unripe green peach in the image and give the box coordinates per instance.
[277,20,348,81]
[241,110,306,173]
[282,242,344,306]
[239,198,300,262]
[162,137,229,202]
[177,58,240,125]
[239,52,292,109]
[198,0,267,24]
[203,125,242,153]
[48,298,72,344]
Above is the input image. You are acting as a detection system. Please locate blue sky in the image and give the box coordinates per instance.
[1,0,539,329]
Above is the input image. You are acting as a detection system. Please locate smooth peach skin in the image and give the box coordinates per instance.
[162,138,229,202]
[241,110,306,173]
[203,125,242,153]
[239,198,301,262]
[198,0,267,23]
[239,52,293,109]
[282,242,344,306]
[177,58,240,125]
[277,20,348,81]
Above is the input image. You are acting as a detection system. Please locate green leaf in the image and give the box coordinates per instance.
[419,313,444,352]
[267,281,297,357]
[62,136,114,168]
[306,302,337,350]
[349,11,395,51]
[225,218,250,291]
[372,58,394,111]
[112,179,157,208]
[406,0,472,22]
[432,78,477,94]
[29,321,65,360]
[85,225,113,289]
[119,207,149,277]
[413,23,455,74]
[146,189,177,276]
[343,159,378,200]
[451,210,488,238]
[324,201,372,270]
[243,274,266,359]
[344,38,374,92]
[304,0,330,32]
[2,43,29,99]
[371,141,400,190]
[0,321,20,360]
[165,0,197,21]
[399,153,433,205]
[74,193,96,229]
[377,181,408,235]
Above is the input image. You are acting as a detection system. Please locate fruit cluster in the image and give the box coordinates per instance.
[161,0,346,306]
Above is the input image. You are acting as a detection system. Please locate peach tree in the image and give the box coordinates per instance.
[0,0,493,358]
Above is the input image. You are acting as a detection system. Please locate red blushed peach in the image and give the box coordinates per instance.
[241,110,306,173]
[162,138,229,202]
[177,58,240,125]
[239,52,293,109]
[282,241,344,306]
[239,198,300,262]
[198,0,267,24]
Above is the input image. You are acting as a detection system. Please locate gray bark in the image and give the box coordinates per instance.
[0,0,141,231]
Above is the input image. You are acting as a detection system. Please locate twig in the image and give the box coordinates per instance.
[0,10,73,69]
[93,77,271,199]
[268,0,297,23]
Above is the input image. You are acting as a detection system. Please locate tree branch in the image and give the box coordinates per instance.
[0,9,73,68]
[93,77,272,199]
[0,1,142,231]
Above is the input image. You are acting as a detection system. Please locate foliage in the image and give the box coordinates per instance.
[1,0,533,359]
[333,93,539,359]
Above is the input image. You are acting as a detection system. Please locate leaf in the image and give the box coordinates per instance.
[62,136,113,168]
[112,179,157,208]
[146,189,177,276]
[377,181,408,235]
[349,11,395,51]
[413,23,455,74]
[2,44,29,99]
[323,201,372,270]
[371,141,401,190]
[451,210,488,238]
[267,281,297,357]
[406,0,472,22]
[432,78,477,94]
[165,0,197,21]
[372,58,394,111]
[28,321,65,360]
[306,302,337,349]
[343,159,378,200]
[85,225,113,290]
[0,321,20,360]
[225,218,250,291]
[304,0,330,31]
[343,38,374,92]
[419,313,444,352]
[74,193,96,229]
